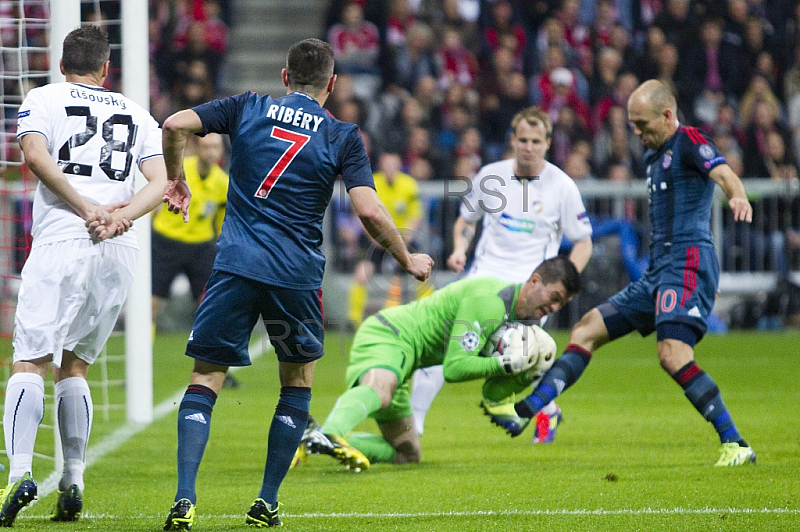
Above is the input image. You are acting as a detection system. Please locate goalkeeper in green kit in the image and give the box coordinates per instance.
[295,255,581,471]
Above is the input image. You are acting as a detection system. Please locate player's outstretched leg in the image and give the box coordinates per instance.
[164,498,195,531]
[673,362,756,466]
[532,402,563,444]
[512,345,592,423]
[246,498,282,527]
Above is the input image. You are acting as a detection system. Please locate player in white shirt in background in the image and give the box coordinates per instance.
[1,26,167,525]
[410,106,593,443]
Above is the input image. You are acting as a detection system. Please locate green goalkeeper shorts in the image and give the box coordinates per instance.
[345,315,415,423]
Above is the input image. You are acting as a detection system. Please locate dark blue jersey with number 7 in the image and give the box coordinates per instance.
[193,91,374,289]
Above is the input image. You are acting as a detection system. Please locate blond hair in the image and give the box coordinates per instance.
[510,106,552,138]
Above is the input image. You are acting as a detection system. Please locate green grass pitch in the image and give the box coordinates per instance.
[3,330,799,530]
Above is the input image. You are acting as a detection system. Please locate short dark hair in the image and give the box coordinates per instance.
[61,26,110,76]
[285,38,335,93]
[534,255,581,296]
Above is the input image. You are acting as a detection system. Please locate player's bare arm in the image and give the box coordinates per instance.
[709,163,753,223]
[88,156,169,241]
[20,134,107,222]
[162,109,204,221]
[568,237,593,273]
[349,185,434,281]
[446,215,476,273]
[22,134,130,239]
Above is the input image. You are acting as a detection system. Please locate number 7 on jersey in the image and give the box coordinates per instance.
[255,126,310,199]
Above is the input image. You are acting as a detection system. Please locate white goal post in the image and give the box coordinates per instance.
[48,0,153,424]
[119,0,153,424]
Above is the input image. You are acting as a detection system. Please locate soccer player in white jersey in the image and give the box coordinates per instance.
[1,26,167,525]
[410,106,593,443]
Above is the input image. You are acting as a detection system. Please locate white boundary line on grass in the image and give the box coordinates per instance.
[49,507,800,519]
[277,507,800,517]
[35,335,272,502]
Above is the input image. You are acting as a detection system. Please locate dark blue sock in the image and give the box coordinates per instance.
[258,386,311,506]
[516,345,592,418]
[175,385,217,504]
[673,362,745,445]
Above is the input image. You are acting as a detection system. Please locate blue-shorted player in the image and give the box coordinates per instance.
[485,79,757,467]
[161,39,433,530]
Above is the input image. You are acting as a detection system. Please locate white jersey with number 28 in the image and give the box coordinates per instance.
[17,82,162,248]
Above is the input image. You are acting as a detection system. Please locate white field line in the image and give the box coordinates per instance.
[34,335,272,502]
[20,507,800,521]
[276,508,800,518]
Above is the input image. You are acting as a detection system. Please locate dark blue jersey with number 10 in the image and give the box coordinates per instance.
[193,91,374,289]
[644,125,726,261]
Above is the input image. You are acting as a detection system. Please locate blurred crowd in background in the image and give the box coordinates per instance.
[148,0,231,123]
[141,0,800,187]
[318,0,800,185]
[4,0,800,182]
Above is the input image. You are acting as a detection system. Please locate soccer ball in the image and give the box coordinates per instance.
[528,325,557,378]
[481,322,528,358]
[482,322,557,377]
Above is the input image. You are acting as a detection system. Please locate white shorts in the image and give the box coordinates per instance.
[13,238,137,366]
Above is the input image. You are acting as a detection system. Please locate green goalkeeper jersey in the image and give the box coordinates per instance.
[376,276,519,382]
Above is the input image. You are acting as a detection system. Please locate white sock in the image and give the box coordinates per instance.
[410,365,445,436]
[54,377,92,491]
[3,372,45,483]
[541,401,558,416]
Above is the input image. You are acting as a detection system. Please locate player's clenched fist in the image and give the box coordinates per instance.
[446,249,467,273]
[407,253,434,282]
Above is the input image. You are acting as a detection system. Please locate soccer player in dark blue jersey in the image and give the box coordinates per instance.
[160,39,433,529]
[485,79,757,467]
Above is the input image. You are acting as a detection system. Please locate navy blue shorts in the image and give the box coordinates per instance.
[598,244,718,345]
[186,270,324,366]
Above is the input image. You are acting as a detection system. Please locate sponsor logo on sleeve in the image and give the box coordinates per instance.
[17,110,30,118]
[704,155,726,169]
